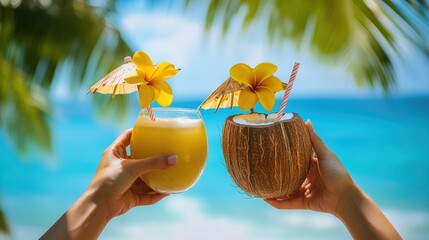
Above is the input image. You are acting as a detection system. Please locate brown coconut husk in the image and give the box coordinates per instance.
[222,113,312,199]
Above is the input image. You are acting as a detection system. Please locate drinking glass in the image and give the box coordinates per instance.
[130,108,208,193]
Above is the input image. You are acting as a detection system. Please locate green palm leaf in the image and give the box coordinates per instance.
[0,0,132,155]
[0,205,9,234]
[0,56,51,154]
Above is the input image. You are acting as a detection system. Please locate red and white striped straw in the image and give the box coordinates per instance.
[147,105,156,121]
[276,62,300,122]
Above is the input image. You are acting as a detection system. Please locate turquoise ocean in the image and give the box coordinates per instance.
[1,97,429,239]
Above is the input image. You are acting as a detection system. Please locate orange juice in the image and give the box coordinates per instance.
[130,109,208,193]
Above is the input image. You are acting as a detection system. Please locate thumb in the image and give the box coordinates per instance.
[305,120,333,161]
[124,154,178,177]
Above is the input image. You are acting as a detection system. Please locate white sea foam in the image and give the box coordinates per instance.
[281,211,341,230]
[232,113,294,126]
[101,196,261,240]
[7,194,429,240]
[101,201,429,240]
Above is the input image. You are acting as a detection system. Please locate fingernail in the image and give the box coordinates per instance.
[307,119,315,132]
[167,155,178,165]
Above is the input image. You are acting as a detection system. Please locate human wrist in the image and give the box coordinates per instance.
[41,190,111,240]
[333,182,402,239]
[334,182,364,219]
[80,186,116,222]
[67,190,112,239]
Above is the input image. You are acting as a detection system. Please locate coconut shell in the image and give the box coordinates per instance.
[222,113,312,199]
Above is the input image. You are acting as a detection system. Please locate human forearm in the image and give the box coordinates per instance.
[40,191,110,240]
[41,130,177,239]
[335,183,401,240]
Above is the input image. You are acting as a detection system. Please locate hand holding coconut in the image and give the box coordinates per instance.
[266,121,401,240]
[200,62,400,239]
[265,120,353,213]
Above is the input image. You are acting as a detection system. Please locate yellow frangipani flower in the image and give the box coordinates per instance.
[230,62,283,111]
[124,51,178,108]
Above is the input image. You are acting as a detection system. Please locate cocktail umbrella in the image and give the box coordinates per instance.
[198,77,242,112]
[87,56,137,98]
[87,55,159,118]
[198,77,287,112]
[88,51,181,121]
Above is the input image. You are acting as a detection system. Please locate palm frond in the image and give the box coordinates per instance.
[189,0,429,91]
[0,0,132,155]
[0,57,52,155]
[0,205,9,234]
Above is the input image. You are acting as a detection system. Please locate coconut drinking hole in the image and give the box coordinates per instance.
[232,113,294,126]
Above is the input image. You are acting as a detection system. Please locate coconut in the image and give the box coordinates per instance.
[222,112,312,199]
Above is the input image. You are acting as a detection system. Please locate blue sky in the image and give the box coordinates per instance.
[100,1,428,101]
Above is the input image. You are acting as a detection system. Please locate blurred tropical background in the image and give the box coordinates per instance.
[1,0,428,239]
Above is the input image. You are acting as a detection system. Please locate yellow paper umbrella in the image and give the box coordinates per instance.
[198,77,243,112]
[87,56,137,98]
[87,51,180,121]
[198,77,287,112]
[87,56,181,100]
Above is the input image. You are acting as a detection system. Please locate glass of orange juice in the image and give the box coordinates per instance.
[130,108,208,193]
